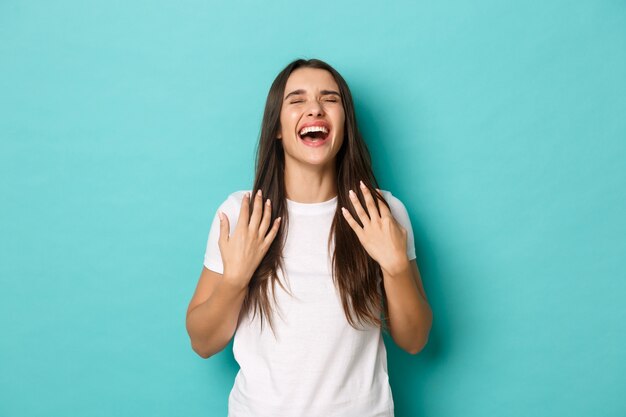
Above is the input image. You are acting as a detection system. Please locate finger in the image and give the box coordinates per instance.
[248,189,264,231]
[341,206,364,240]
[348,188,369,226]
[218,210,230,246]
[262,216,282,247]
[258,197,272,237]
[359,180,380,219]
[374,188,386,203]
[236,192,251,232]
[374,188,393,218]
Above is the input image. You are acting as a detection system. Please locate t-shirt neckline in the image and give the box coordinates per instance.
[286,194,338,215]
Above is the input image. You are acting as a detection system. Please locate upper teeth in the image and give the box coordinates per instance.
[299,125,328,136]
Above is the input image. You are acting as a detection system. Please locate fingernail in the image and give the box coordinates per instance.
[349,189,355,197]
[257,189,262,197]
[359,180,365,188]
[266,198,271,205]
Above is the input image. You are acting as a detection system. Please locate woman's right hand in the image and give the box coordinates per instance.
[217,190,282,289]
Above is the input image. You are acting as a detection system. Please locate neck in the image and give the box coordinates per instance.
[284,159,337,203]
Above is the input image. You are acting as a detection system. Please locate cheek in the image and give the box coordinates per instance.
[285,108,301,119]
[333,111,346,135]
[281,112,300,130]
[332,106,345,121]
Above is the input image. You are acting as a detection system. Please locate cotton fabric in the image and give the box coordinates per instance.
[203,189,416,417]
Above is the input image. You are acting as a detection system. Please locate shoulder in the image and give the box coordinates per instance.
[378,189,412,226]
[215,189,251,217]
[220,190,252,208]
[224,189,251,205]
[378,189,408,212]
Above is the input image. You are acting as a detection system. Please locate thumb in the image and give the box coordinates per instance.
[218,210,230,244]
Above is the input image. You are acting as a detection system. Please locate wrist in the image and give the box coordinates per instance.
[380,254,410,278]
[222,273,250,294]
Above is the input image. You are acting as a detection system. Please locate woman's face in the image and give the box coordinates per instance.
[277,67,345,168]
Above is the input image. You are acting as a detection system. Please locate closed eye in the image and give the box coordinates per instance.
[290,98,339,104]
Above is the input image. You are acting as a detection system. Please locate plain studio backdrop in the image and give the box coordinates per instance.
[1,1,624,416]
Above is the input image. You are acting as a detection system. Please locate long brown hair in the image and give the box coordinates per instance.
[242,58,393,338]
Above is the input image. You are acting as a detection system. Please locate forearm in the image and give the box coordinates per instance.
[186,276,248,358]
[382,259,432,354]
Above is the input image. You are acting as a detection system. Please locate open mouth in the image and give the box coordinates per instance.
[298,126,330,144]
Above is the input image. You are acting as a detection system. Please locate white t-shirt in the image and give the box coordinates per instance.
[203,189,416,417]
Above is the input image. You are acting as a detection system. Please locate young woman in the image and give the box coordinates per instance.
[186,58,432,417]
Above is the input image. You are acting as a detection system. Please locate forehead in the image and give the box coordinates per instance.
[284,67,339,93]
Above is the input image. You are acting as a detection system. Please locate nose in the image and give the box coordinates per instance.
[305,99,324,116]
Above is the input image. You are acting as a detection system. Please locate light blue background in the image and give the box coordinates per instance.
[1,1,624,416]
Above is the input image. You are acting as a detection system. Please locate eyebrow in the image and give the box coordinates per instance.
[284,89,341,101]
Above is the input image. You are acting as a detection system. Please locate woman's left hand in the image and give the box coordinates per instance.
[341,181,410,276]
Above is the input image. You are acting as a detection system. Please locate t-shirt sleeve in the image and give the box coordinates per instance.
[385,191,417,261]
[203,193,241,274]
[203,208,225,274]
